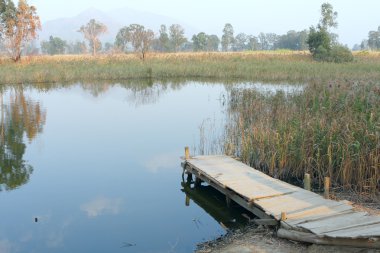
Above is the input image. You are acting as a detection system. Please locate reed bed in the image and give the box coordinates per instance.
[224,80,380,197]
[1,51,380,84]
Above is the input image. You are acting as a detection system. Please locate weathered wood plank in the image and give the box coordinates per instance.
[300,212,380,234]
[284,203,354,221]
[278,229,380,249]
[183,155,380,249]
[254,219,279,226]
[185,163,271,219]
[324,223,380,238]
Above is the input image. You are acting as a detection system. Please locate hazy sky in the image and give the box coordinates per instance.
[29,0,379,47]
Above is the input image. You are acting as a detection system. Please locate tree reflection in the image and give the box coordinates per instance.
[0,89,46,191]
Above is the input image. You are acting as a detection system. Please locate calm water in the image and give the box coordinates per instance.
[0,81,253,253]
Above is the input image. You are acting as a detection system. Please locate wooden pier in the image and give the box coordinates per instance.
[181,153,380,249]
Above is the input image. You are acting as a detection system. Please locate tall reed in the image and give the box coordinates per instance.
[224,81,380,196]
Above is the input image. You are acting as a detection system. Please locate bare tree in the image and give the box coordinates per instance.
[0,0,41,62]
[78,19,107,56]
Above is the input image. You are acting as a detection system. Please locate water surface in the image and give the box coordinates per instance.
[0,81,252,253]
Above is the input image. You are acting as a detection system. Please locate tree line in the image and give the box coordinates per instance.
[353,26,380,51]
[0,0,377,62]
[41,21,309,58]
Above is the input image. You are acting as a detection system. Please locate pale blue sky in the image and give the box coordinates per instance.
[29,0,379,47]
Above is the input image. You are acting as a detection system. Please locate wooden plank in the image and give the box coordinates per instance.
[183,155,380,249]
[255,191,332,216]
[324,223,380,238]
[189,156,298,200]
[300,212,380,234]
[185,162,271,219]
[254,219,279,226]
[277,229,380,249]
[285,203,354,221]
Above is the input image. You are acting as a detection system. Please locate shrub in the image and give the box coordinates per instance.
[329,45,354,63]
[313,45,354,63]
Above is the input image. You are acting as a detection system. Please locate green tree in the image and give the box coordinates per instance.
[274,30,308,50]
[169,24,186,52]
[192,32,207,51]
[247,36,259,51]
[307,26,331,54]
[206,35,219,51]
[257,33,279,50]
[103,42,113,53]
[191,33,220,52]
[115,24,154,59]
[233,33,248,51]
[319,2,338,30]
[40,36,67,55]
[367,26,380,50]
[306,2,353,62]
[0,0,40,62]
[158,24,170,52]
[78,19,107,56]
[66,41,87,54]
[221,23,234,51]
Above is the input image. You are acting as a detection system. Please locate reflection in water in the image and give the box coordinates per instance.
[80,196,123,218]
[0,89,46,191]
[0,239,12,253]
[145,152,179,173]
[228,82,305,96]
[0,81,288,252]
[181,182,250,230]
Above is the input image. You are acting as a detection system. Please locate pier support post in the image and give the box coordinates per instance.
[185,146,190,160]
[226,195,231,208]
[186,173,192,184]
[185,195,190,206]
[304,173,311,191]
[324,177,330,199]
[281,212,287,221]
[194,177,202,187]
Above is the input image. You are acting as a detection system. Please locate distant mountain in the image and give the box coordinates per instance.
[39,7,199,43]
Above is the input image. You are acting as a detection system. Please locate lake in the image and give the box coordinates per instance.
[0,81,259,253]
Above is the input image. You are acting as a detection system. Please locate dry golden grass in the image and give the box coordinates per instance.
[1,51,379,84]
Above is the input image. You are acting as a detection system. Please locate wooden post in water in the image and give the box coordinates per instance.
[185,195,190,206]
[226,195,231,208]
[324,177,330,199]
[186,173,192,183]
[195,177,202,187]
[304,173,311,191]
[185,146,190,160]
[281,212,287,221]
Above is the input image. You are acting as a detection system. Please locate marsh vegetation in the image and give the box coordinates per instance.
[1,51,380,84]
[222,80,379,197]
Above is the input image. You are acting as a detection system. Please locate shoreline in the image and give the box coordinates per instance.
[196,191,380,253]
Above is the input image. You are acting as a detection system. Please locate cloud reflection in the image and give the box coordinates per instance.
[81,196,123,218]
[46,218,73,249]
[0,240,12,253]
[145,152,179,173]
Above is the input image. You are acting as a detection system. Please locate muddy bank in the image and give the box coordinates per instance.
[196,225,380,253]
[196,192,380,253]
